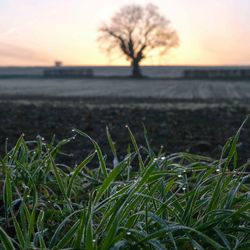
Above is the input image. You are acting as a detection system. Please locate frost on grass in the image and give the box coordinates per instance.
[0,119,250,249]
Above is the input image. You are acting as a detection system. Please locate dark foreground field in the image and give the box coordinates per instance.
[1,98,250,249]
[0,99,250,166]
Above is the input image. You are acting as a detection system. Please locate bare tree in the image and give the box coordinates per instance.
[98,4,179,78]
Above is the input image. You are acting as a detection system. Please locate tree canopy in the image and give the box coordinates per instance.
[98,4,179,77]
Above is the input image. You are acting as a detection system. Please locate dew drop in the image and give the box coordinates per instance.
[178,174,182,178]
[92,239,96,243]
[126,232,131,235]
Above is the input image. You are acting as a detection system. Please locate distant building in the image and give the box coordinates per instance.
[43,67,94,78]
[184,69,250,79]
[54,61,63,67]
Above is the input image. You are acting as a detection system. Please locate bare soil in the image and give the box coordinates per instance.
[0,98,249,167]
[0,78,250,100]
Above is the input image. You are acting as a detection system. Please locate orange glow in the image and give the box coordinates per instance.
[0,0,250,66]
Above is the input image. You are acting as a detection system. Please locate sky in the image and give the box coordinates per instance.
[0,0,250,66]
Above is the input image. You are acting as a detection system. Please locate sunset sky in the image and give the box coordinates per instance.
[0,0,250,66]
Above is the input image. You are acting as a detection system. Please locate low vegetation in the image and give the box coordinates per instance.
[0,119,250,249]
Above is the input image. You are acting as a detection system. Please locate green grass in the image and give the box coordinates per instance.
[0,120,250,249]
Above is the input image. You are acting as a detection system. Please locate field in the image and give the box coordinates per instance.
[0,76,250,248]
[1,78,250,100]
[0,112,250,249]
[0,100,250,166]
[1,77,250,163]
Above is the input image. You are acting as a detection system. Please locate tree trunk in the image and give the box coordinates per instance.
[131,60,142,78]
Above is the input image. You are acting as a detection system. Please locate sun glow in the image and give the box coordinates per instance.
[0,0,249,66]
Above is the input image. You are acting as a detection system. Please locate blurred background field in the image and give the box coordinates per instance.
[0,99,250,167]
[1,65,250,166]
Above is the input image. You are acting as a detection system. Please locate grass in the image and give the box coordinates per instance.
[0,119,250,249]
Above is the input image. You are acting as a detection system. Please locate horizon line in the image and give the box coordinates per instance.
[0,64,250,68]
